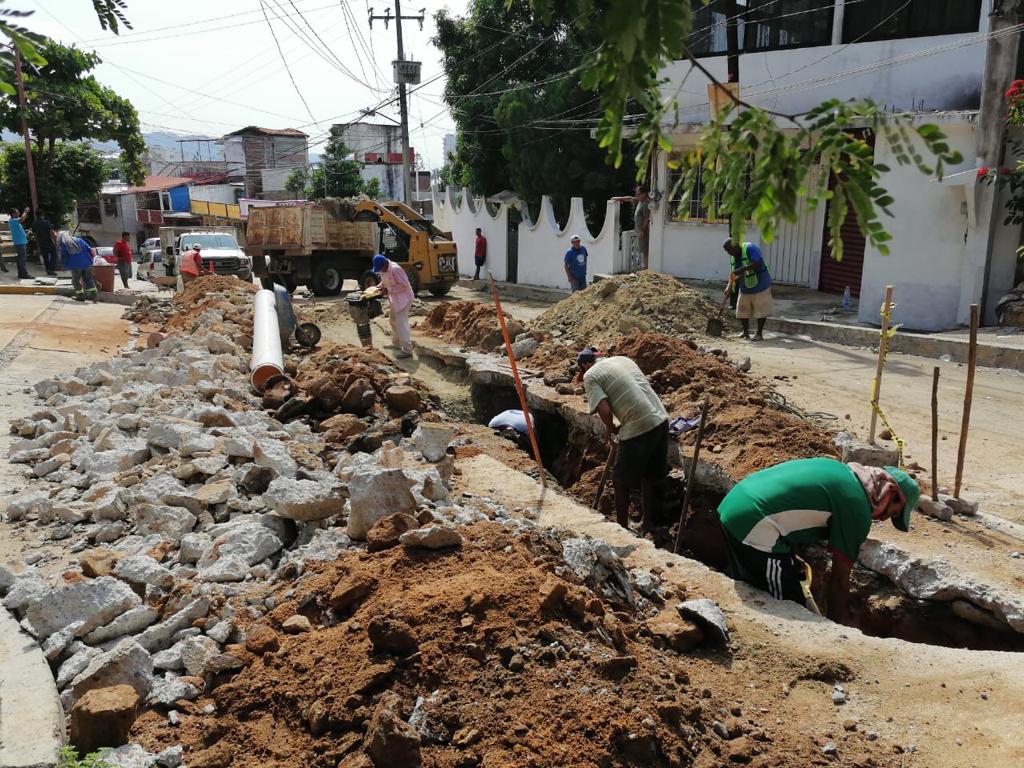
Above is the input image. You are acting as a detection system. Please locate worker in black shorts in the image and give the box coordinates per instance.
[576,347,669,533]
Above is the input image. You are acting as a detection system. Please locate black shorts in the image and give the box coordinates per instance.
[719,524,807,606]
[612,420,668,487]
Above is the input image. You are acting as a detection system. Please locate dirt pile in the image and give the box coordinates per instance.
[419,301,525,353]
[274,343,433,447]
[163,277,258,334]
[131,521,790,768]
[532,272,726,345]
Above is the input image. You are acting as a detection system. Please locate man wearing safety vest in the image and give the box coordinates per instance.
[722,239,773,341]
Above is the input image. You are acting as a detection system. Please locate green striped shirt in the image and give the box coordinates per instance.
[718,458,873,563]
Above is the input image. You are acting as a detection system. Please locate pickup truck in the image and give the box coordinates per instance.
[159,227,251,281]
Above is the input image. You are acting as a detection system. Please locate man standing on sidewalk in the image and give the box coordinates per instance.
[113,232,133,289]
[7,207,31,279]
[723,238,773,341]
[473,227,487,280]
[373,254,415,359]
[32,210,57,276]
[563,235,588,293]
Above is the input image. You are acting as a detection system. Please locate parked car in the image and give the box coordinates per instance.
[140,237,160,264]
[95,246,117,264]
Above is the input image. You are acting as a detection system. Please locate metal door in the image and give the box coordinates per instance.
[818,131,872,296]
[506,209,520,283]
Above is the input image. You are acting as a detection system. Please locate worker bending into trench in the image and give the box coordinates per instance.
[576,347,668,533]
[717,457,919,623]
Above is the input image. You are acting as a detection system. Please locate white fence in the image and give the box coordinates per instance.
[432,186,624,290]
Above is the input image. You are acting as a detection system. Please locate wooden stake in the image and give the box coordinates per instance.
[488,272,546,487]
[869,285,894,444]
[673,400,710,555]
[931,366,940,502]
[954,304,979,498]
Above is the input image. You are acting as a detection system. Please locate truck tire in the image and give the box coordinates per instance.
[274,275,298,293]
[360,270,379,290]
[429,285,452,297]
[311,259,344,296]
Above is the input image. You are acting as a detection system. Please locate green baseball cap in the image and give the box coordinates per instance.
[884,466,919,532]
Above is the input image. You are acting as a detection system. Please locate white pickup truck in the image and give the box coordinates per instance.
[154,227,252,281]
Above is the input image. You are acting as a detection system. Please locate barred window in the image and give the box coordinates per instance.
[666,158,729,223]
[744,0,834,51]
[687,0,736,58]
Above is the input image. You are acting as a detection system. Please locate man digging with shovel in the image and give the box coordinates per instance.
[577,347,669,534]
[722,238,773,340]
[717,457,919,622]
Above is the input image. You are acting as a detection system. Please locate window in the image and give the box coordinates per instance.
[102,195,118,218]
[744,0,833,51]
[180,234,240,250]
[842,0,981,43]
[688,0,738,57]
[666,156,729,223]
[77,200,101,225]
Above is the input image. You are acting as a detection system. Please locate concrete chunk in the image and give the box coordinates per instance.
[135,504,197,543]
[83,606,160,645]
[263,476,346,522]
[69,638,153,705]
[135,598,211,653]
[4,488,52,521]
[347,468,417,540]
[24,576,141,640]
[399,525,463,550]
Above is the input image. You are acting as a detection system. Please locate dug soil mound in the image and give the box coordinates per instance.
[532,271,726,345]
[612,332,840,479]
[163,276,258,334]
[130,522,884,768]
[420,301,525,352]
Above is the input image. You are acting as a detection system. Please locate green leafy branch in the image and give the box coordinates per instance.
[673,99,962,260]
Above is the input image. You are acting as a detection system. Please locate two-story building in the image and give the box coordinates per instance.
[222,126,309,200]
[646,0,1021,331]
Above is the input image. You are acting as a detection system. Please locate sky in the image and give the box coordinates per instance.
[22,0,469,169]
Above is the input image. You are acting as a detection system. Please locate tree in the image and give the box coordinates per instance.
[363,177,382,200]
[520,0,961,258]
[285,168,308,198]
[0,141,104,224]
[0,41,145,187]
[434,0,637,221]
[284,132,368,200]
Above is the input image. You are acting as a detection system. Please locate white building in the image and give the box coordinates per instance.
[221,126,309,200]
[437,0,1021,332]
[332,121,416,200]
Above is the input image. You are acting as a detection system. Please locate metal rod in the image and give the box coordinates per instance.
[868,285,894,443]
[931,366,940,502]
[488,271,546,487]
[673,400,710,555]
[954,304,979,498]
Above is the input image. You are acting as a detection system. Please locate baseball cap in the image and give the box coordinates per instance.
[571,234,581,241]
[372,254,387,273]
[884,466,919,532]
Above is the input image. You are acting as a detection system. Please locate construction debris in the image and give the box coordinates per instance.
[419,300,525,352]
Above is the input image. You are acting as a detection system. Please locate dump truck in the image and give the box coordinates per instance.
[244,199,459,297]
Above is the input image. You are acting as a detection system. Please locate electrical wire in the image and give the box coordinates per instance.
[259,0,320,125]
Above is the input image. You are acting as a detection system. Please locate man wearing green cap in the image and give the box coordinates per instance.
[717,457,919,623]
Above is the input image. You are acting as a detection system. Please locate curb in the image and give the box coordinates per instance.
[0,285,57,295]
[0,607,63,767]
[766,316,1024,372]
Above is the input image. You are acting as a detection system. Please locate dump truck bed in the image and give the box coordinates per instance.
[246,205,377,253]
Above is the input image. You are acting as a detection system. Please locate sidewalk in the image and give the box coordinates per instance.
[0,267,164,305]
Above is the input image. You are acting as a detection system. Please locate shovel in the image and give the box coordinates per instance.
[706,279,732,337]
[593,441,618,509]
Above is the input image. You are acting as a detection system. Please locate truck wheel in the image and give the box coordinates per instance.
[360,270,380,290]
[429,285,452,297]
[274,275,297,293]
[311,259,344,296]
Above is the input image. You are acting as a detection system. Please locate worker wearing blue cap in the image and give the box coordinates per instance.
[718,458,919,623]
[372,254,415,359]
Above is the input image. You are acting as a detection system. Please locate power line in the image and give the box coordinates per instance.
[259,0,319,125]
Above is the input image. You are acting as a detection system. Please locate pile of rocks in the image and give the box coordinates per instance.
[0,292,465,763]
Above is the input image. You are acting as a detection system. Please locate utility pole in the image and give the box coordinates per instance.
[13,48,38,214]
[369,3,425,205]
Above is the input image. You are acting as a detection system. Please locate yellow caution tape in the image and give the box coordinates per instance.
[870,298,905,467]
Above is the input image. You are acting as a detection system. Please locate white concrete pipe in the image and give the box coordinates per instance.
[250,289,284,391]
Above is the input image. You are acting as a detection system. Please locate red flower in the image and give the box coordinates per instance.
[977,167,990,179]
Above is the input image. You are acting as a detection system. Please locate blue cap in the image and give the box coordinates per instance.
[372,254,387,273]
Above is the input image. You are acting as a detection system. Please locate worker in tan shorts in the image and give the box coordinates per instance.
[723,238,773,341]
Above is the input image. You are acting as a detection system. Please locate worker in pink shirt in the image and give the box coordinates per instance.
[372,254,415,358]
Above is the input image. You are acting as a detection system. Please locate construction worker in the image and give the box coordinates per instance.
[717,457,919,623]
[57,233,98,303]
[577,347,668,533]
[180,244,213,286]
[722,238,773,340]
[372,254,415,359]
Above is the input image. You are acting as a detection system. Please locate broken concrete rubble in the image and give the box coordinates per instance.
[23,575,141,640]
[347,467,417,539]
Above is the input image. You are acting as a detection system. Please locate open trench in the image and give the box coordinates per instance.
[462,377,1024,654]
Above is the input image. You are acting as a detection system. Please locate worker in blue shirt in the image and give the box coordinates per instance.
[723,238,773,341]
[7,207,31,278]
[563,234,588,293]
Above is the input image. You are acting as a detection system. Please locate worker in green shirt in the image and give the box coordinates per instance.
[717,457,919,623]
